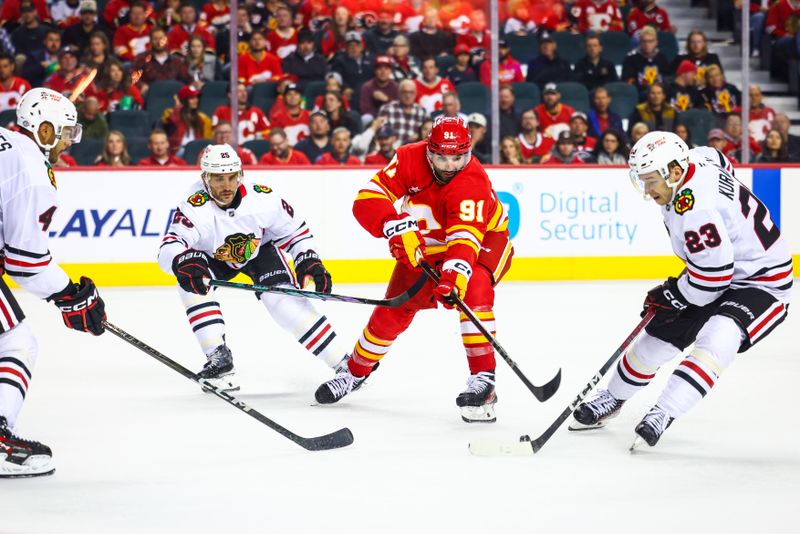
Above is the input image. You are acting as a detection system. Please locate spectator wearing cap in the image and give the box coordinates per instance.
[468,113,491,163]
[446,44,477,85]
[185,34,223,87]
[666,60,704,112]
[282,29,328,92]
[266,5,297,59]
[96,58,144,111]
[541,131,588,163]
[378,79,429,144]
[534,83,576,139]
[409,8,454,59]
[365,9,400,56]
[707,128,729,155]
[439,92,469,124]
[260,127,312,165]
[44,45,100,100]
[571,0,624,33]
[626,0,675,41]
[63,0,106,55]
[415,57,456,114]
[295,111,332,163]
[331,31,374,91]
[316,127,361,165]
[701,65,741,117]
[479,39,524,86]
[319,6,352,59]
[364,124,399,165]
[359,55,399,123]
[569,112,597,152]
[526,34,575,88]
[518,109,555,163]
[77,95,108,140]
[1,0,51,30]
[51,0,82,29]
[669,30,722,84]
[499,84,521,139]
[455,9,491,53]
[199,0,230,34]
[214,5,253,63]
[574,35,618,92]
[210,121,257,165]
[162,84,212,154]
[0,52,30,112]
[166,2,214,54]
[138,129,189,166]
[133,26,191,93]
[389,34,422,81]
[748,84,776,142]
[587,86,623,138]
[112,1,151,61]
[621,26,670,98]
[239,30,283,86]
[269,83,310,145]
[212,82,271,142]
[628,82,676,137]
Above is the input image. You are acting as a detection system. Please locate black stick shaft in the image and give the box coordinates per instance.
[528,308,656,453]
[419,262,561,402]
[103,321,353,451]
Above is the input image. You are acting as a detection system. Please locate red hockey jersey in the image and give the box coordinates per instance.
[414,77,456,114]
[113,23,151,60]
[571,0,623,32]
[534,103,575,139]
[0,77,31,112]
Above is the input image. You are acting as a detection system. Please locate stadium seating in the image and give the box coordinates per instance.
[145,80,184,126]
[504,33,539,64]
[511,82,541,112]
[242,139,271,159]
[677,109,715,146]
[435,55,455,73]
[456,82,490,116]
[657,32,679,63]
[108,110,151,139]
[251,81,277,112]
[556,82,591,113]
[200,81,230,116]
[69,138,104,166]
[552,32,586,66]
[604,82,640,119]
[0,109,16,128]
[303,81,326,110]
[348,109,364,133]
[599,32,632,66]
[181,139,213,165]
[127,135,151,164]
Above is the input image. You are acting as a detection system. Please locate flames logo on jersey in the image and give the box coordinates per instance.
[188,190,209,206]
[214,232,261,263]
[673,188,695,215]
[45,161,56,189]
[253,184,272,194]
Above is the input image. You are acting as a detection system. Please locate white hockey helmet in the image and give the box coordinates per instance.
[628,131,690,199]
[200,143,242,176]
[16,87,82,152]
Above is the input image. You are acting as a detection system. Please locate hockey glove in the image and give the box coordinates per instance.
[642,276,689,324]
[172,250,211,295]
[384,213,425,269]
[433,261,472,309]
[294,250,332,294]
[50,277,106,336]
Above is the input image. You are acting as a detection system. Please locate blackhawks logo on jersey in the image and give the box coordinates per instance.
[188,190,209,206]
[214,232,261,263]
[673,188,695,215]
[253,184,272,194]
[45,161,56,189]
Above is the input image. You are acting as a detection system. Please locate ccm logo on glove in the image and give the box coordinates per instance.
[384,218,419,238]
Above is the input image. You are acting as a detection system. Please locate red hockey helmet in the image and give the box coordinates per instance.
[426,115,472,184]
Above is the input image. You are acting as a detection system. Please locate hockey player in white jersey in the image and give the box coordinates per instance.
[158,144,352,391]
[572,131,792,448]
[0,88,107,477]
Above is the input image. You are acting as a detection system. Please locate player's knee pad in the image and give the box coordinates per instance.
[260,288,316,331]
[0,322,38,408]
[630,332,682,368]
[692,315,743,371]
[463,267,495,308]
[366,304,417,340]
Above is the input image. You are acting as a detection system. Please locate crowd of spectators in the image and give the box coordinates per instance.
[0,0,798,167]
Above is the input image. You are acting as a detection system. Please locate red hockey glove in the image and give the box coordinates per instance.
[50,277,106,336]
[383,213,425,269]
[294,250,332,294]
[433,260,472,309]
[172,249,211,295]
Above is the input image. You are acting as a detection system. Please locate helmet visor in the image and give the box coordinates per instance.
[61,124,82,144]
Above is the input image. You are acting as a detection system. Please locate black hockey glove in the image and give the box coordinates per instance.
[294,250,332,294]
[50,277,106,336]
[172,250,211,295]
[642,276,689,324]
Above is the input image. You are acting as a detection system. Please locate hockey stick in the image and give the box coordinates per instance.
[468,308,656,456]
[420,261,561,403]
[103,321,354,451]
[211,271,428,307]
[68,67,97,102]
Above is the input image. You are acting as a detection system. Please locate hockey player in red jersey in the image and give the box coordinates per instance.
[0,88,107,477]
[572,132,792,448]
[314,116,514,423]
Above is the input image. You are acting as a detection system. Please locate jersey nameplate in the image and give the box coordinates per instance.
[673,188,694,215]
[253,184,272,194]
[188,190,209,206]
[214,232,261,263]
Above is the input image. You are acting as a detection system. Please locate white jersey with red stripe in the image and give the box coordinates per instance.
[0,127,71,301]
[689,145,734,176]
[157,180,316,273]
[661,156,792,307]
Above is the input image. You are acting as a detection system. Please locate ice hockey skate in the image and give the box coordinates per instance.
[456,371,497,423]
[630,405,675,450]
[197,344,238,392]
[0,416,55,478]
[569,389,626,431]
[315,367,366,404]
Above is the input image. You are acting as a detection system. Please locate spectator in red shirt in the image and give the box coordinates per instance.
[199,0,229,33]
[315,127,361,165]
[359,54,399,123]
[571,0,624,33]
[166,2,214,55]
[721,113,761,160]
[479,39,525,86]
[44,45,100,101]
[319,6,352,59]
[132,26,191,93]
[455,9,491,53]
[138,129,188,166]
[162,84,212,154]
[239,29,283,86]
[266,4,297,59]
[414,57,456,114]
[97,58,144,111]
[269,83,310,145]
[259,127,311,165]
[95,130,131,166]
[569,111,597,153]
[52,0,80,32]
[103,0,153,30]
[0,51,31,112]
[363,124,398,165]
[112,1,151,61]
[626,0,676,42]
[1,0,51,29]
[765,0,800,80]
[209,121,257,165]
[749,84,776,142]
[534,83,576,139]
[517,109,555,163]
[212,82,271,141]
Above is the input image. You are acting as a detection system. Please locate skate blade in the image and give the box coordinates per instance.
[568,419,608,431]
[199,376,239,393]
[629,436,645,452]
[0,456,56,478]
[469,438,534,457]
[460,404,497,423]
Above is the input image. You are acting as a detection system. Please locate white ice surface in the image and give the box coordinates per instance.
[1,281,798,534]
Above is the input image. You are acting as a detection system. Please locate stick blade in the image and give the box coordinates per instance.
[534,368,562,402]
[468,437,535,457]
[297,427,354,451]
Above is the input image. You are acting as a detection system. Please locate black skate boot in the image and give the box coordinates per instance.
[315,367,366,404]
[0,416,54,478]
[569,389,625,431]
[631,405,674,450]
[456,371,497,423]
[197,344,238,392]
